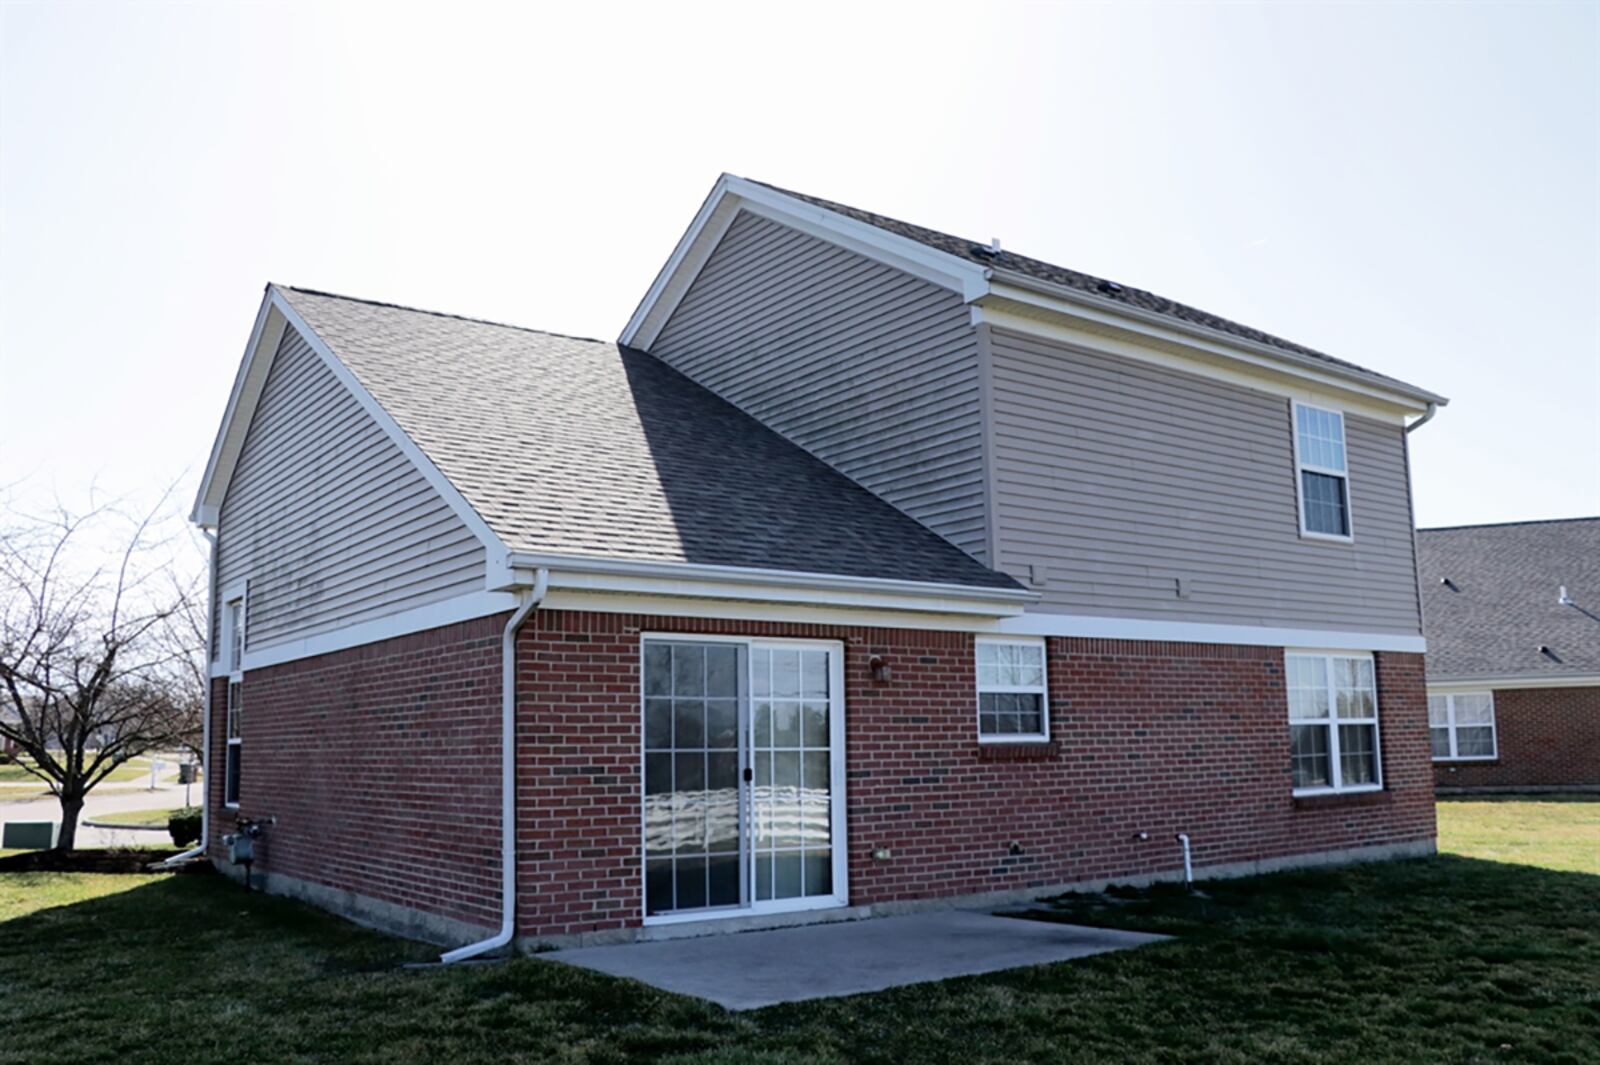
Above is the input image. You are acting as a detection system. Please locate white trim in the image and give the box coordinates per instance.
[994,612,1426,653]
[620,174,988,349]
[638,634,849,926]
[214,590,519,676]
[1428,690,1498,762]
[984,276,1444,413]
[1291,401,1355,543]
[1286,651,1383,796]
[1428,674,1600,693]
[511,550,1037,615]
[974,635,1050,743]
[192,287,514,588]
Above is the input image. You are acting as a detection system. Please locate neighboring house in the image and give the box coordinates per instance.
[191,175,1446,951]
[1419,518,1600,792]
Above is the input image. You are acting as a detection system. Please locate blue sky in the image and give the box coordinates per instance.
[2,1,1596,530]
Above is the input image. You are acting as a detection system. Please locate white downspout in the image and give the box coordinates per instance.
[1176,833,1193,890]
[163,528,219,866]
[1404,402,1438,434]
[441,567,549,963]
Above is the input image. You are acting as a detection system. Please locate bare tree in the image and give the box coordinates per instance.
[0,490,205,849]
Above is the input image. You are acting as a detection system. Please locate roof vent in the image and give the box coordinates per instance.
[971,238,1003,259]
[1559,585,1574,606]
[1538,645,1563,663]
[1096,279,1124,296]
[1441,577,1460,592]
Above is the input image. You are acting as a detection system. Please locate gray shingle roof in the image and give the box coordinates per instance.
[754,180,1439,401]
[1418,518,1600,679]
[278,286,1022,592]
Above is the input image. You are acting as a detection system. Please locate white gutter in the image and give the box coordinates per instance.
[986,269,1450,411]
[163,529,219,867]
[441,567,549,963]
[505,551,1037,610]
[1405,402,1439,434]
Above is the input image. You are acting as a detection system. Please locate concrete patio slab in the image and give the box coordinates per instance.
[547,909,1169,1010]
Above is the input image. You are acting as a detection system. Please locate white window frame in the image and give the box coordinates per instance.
[220,581,247,809]
[1429,691,1498,762]
[1286,650,1383,797]
[1291,401,1355,543]
[975,635,1050,744]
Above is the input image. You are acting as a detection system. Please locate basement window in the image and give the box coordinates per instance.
[1429,692,1497,761]
[976,637,1048,742]
[1293,403,1353,541]
[1287,652,1381,795]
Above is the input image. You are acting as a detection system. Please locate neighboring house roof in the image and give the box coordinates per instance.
[275,286,1023,592]
[1418,518,1600,681]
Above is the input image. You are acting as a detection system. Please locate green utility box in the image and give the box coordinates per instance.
[2,821,58,850]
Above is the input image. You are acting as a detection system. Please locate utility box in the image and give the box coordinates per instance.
[229,833,254,864]
[2,821,58,850]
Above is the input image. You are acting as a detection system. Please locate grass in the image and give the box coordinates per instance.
[86,808,177,828]
[1438,794,1600,875]
[0,755,159,787]
[0,802,1595,1065]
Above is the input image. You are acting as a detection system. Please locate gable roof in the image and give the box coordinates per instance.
[272,286,1024,595]
[623,175,1446,413]
[1418,518,1600,681]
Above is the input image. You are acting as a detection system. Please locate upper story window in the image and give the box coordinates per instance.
[1429,692,1497,761]
[976,637,1048,742]
[1293,403,1352,541]
[228,599,244,673]
[1287,652,1381,795]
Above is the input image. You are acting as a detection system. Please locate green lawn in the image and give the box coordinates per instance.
[0,801,1595,1064]
[86,808,176,828]
[0,756,159,787]
[1438,794,1600,875]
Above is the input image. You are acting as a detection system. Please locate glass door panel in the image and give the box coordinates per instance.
[749,646,834,903]
[643,641,745,916]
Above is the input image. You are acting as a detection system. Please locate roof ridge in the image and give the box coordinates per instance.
[277,284,609,346]
[1418,516,1600,533]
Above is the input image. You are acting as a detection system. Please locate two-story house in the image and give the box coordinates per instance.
[187,175,1447,955]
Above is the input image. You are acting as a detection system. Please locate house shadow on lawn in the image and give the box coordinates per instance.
[2,856,1597,1064]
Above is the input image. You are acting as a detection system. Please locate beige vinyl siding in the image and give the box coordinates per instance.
[214,325,486,656]
[989,328,1423,634]
[648,210,989,560]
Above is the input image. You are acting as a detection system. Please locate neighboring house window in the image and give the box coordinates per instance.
[222,592,245,807]
[1429,692,1497,761]
[1293,403,1352,540]
[976,637,1048,741]
[1286,652,1381,794]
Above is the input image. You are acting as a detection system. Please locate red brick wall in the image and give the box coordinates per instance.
[1433,686,1600,790]
[208,616,506,932]
[514,610,1435,939]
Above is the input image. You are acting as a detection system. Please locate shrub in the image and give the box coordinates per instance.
[168,807,202,847]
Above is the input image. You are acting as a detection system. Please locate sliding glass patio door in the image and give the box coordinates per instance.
[641,637,845,922]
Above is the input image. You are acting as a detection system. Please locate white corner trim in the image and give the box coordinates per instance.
[267,288,514,580]
[1427,674,1600,693]
[992,612,1426,653]
[620,174,989,350]
[219,590,518,675]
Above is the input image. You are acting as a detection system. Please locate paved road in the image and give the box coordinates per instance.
[0,758,199,848]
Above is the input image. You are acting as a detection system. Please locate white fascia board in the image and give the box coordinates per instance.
[982,275,1447,416]
[992,611,1427,654]
[1428,673,1600,693]
[620,174,990,350]
[220,590,518,675]
[191,292,288,525]
[508,550,1036,616]
[267,287,515,584]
